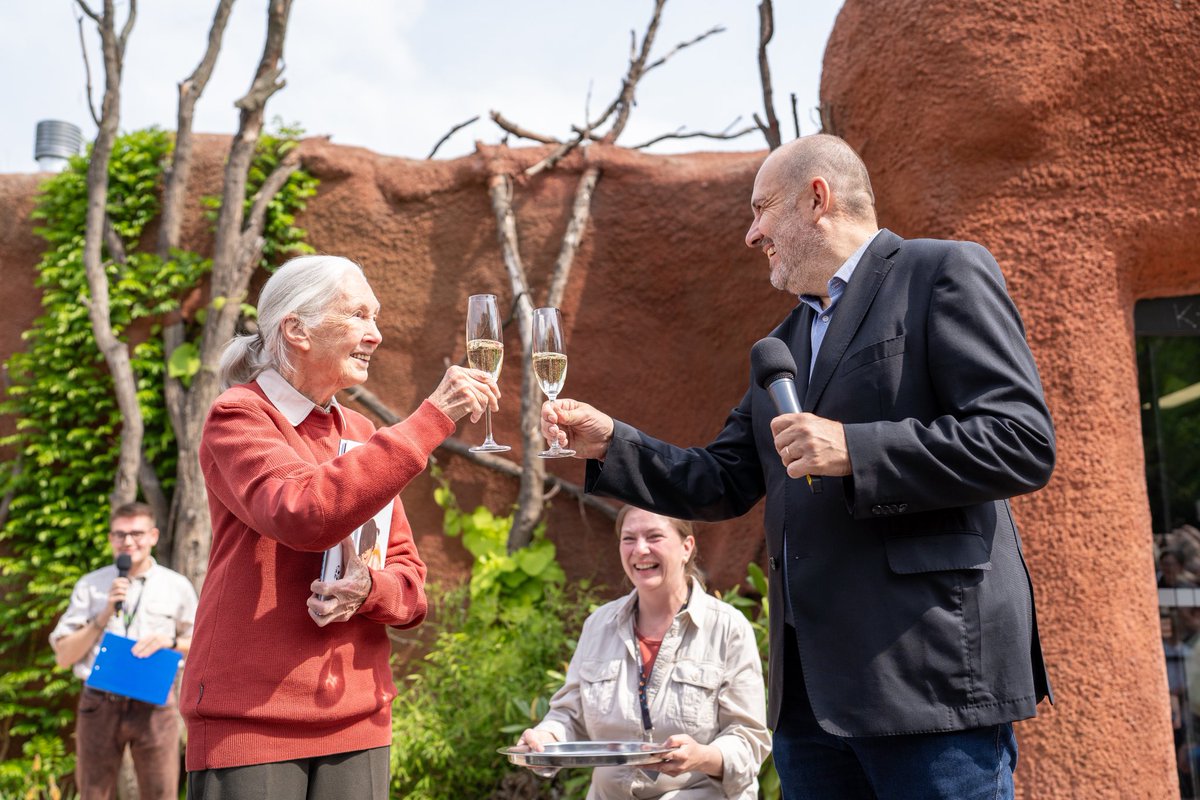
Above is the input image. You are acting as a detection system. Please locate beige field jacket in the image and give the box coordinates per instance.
[535,579,771,799]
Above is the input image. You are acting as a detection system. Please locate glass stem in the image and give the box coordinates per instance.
[483,408,495,445]
[546,394,560,453]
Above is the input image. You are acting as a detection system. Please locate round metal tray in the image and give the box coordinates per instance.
[499,740,678,768]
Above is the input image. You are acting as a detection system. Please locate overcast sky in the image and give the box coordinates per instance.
[2,0,843,174]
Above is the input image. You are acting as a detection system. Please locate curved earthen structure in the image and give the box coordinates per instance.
[823,1,1200,796]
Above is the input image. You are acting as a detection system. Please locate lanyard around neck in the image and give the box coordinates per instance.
[632,585,692,736]
[121,577,146,632]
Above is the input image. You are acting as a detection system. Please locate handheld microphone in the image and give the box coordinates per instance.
[750,337,821,493]
[114,553,132,613]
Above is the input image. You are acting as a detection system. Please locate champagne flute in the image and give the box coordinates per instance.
[533,307,575,458]
[466,294,510,453]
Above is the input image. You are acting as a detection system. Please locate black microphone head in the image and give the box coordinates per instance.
[115,553,132,576]
[751,337,798,389]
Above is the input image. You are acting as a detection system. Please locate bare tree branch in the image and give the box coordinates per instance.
[235,147,301,282]
[74,0,100,23]
[427,114,481,159]
[341,385,616,520]
[76,14,101,127]
[138,447,169,529]
[631,119,757,150]
[487,173,544,550]
[78,0,144,510]
[790,91,800,139]
[174,0,296,590]
[158,0,235,261]
[546,165,599,309]
[158,0,237,568]
[524,134,585,179]
[756,0,782,150]
[117,0,136,57]
[489,111,557,144]
[642,24,724,75]
[601,0,667,144]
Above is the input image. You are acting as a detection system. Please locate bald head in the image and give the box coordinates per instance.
[766,134,877,223]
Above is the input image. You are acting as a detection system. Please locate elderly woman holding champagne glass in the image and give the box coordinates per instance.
[182,255,501,799]
[517,506,771,799]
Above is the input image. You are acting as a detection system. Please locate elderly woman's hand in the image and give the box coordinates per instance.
[428,365,500,423]
[307,537,372,627]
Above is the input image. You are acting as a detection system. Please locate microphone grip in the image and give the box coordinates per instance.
[766,377,821,493]
[115,569,129,613]
[766,377,801,415]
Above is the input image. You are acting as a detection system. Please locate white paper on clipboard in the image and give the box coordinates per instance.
[319,439,393,583]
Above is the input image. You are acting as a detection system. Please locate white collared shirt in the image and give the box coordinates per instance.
[49,559,199,681]
[256,368,347,428]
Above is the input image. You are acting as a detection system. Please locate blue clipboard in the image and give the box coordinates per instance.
[85,632,182,706]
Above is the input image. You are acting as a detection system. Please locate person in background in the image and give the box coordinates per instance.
[518,506,770,799]
[50,501,198,800]
[182,255,500,800]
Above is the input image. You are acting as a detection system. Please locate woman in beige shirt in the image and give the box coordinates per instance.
[518,507,771,799]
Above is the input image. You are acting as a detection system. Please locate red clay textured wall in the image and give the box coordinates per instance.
[823,0,1200,797]
[0,137,791,602]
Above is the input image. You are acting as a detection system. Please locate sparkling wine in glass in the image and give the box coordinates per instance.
[533,306,575,458]
[466,294,510,453]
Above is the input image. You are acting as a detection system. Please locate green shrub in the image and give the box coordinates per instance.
[390,476,594,799]
[0,734,79,799]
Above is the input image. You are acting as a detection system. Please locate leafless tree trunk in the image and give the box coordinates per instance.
[170,0,298,589]
[754,0,782,150]
[155,0,236,566]
[75,0,142,515]
[486,174,544,551]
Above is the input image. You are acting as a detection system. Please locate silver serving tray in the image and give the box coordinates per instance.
[499,740,678,768]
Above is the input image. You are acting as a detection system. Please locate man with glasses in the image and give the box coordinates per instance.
[50,501,198,800]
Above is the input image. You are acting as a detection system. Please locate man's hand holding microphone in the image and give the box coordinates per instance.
[751,337,851,488]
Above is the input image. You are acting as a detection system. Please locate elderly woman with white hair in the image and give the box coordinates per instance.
[181,255,499,799]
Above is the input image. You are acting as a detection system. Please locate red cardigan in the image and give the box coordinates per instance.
[181,381,454,770]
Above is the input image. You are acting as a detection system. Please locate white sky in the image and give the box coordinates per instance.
[1,0,843,174]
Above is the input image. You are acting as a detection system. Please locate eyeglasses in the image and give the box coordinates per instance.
[109,529,152,542]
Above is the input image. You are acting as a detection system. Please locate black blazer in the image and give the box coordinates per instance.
[586,229,1054,736]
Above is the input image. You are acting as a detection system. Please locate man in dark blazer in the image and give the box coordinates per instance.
[540,134,1055,799]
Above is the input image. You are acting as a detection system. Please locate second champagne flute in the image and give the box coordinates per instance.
[533,306,575,458]
[466,294,510,453]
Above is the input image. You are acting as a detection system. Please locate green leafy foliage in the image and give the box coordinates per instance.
[390,476,593,799]
[434,472,566,624]
[0,125,317,765]
[0,734,79,800]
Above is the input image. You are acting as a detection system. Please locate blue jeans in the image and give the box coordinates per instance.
[774,626,1017,800]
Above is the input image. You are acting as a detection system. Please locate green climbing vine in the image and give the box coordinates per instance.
[0,125,317,787]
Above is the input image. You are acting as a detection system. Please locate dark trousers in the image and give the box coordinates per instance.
[75,687,180,800]
[773,625,1017,800]
[187,745,390,800]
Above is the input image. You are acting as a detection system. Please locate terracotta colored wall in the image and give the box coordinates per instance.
[0,138,790,600]
[823,1,1200,797]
